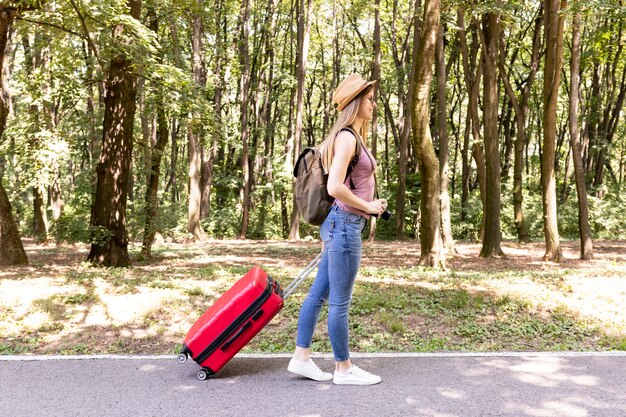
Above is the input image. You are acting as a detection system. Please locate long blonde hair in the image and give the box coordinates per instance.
[319,86,372,174]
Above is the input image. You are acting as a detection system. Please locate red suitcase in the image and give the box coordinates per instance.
[178,254,320,380]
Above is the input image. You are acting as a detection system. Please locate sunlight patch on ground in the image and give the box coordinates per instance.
[484,357,600,390]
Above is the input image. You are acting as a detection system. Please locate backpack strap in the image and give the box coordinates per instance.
[339,127,362,190]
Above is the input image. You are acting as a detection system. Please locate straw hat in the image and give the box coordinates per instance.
[332,73,377,111]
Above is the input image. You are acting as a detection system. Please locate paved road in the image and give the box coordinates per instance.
[1,353,625,417]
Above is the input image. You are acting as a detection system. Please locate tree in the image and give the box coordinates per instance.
[568,8,593,260]
[395,0,420,240]
[238,0,252,239]
[540,0,566,262]
[457,11,487,239]
[288,0,312,241]
[498,5,542,244]
[478,12,504,257]
[187,0,206,242]
[411,0,443,267]
[21,27,52,244]
[436,24,453,253]
[367,0,382,243]
[0,1,42,266]
[141,6,170,258]
[87,0,142,267]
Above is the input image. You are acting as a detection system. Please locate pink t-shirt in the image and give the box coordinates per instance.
[336,142,377,219]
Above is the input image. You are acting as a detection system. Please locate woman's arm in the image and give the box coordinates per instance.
[326,131,387,215]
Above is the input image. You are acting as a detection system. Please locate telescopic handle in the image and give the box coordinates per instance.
[282,252,322,299]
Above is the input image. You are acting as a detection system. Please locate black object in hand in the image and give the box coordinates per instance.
[372,210,392,221]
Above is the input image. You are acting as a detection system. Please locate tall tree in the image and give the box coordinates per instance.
[187,0,206,242]
[568,8,593,260]
[141,6,170,258]
[203,0,227,221]
[457,11,487,239]
[478,12,504,257]
[288,0,312,240]
[87,0,142,267]
[436,25,453,253]
[367,0,382,243]
[540,0,566,262]
[21,29,51,244]
[498,6,542,244]
[412,0,443,267]
[395,0,421,240]
[0,2,45,266]
[238,0,252,239]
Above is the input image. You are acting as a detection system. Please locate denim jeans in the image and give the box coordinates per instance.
[295,205,367,361]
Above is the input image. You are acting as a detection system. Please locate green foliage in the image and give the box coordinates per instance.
[0,0,625,248]
[89,225,115,246]
[53,204,92,244]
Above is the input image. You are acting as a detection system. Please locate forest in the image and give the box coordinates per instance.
[0,0,624,267]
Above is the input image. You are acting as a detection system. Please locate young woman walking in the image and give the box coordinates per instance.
[288,73,387,386]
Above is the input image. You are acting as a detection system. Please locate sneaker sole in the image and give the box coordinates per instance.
[333,378,382,386]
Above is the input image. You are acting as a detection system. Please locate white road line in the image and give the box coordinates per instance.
[2,351,626,361]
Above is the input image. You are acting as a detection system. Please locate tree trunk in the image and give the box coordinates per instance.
[288,0,312,241]
[412,0,444,268]
[0,10,27,265]
[87,0,142,267]
[367,0,382,243]
[396,0,421,240]
[436,25,453,254]
[254,0,279,238]
[0,184,27,265]
[238,0,253,239]
[141,8,170,258]
[187,0,206,242]
[569,11,593,260]
[50,169,63,243]
[540,0,566,262]
[500,100,514,181]
[500,7,542,244]
[21,30,50,244]
[202,1,227,221]
[33,186,48,243]
[0,5,46,263]
[167,118,179,203]
[282,2,296,239]
[458,12,487,238]
[479,13,504,258]
[141,102,169,258]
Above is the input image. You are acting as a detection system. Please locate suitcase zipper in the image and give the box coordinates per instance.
[195,278,274,365]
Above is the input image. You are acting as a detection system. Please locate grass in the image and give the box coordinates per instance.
[0,239,625,355]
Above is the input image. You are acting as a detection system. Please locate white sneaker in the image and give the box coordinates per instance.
[333,365,382,386]
[288,358,333,382]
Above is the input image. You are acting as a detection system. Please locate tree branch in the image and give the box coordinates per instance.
[67,0,104,74]
[15,16,84,38]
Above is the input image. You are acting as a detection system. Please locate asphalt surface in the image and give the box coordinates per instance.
[1,352,625,417]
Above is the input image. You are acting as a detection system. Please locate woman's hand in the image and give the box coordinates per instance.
[366,198,387,216]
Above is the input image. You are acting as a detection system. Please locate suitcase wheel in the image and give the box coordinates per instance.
[177,353,188,364]
[197,369,211,381]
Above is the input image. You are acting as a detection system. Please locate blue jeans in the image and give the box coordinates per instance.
[295,205,366,361]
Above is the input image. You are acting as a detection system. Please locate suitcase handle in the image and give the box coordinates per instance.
[282,252,322,299]
[221,321,253,351]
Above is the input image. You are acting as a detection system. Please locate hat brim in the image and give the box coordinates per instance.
[336,80,377,111]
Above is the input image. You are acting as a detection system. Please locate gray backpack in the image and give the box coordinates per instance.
[293,127,361,225]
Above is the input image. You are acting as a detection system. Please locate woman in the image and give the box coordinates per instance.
[288,73,387,386]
